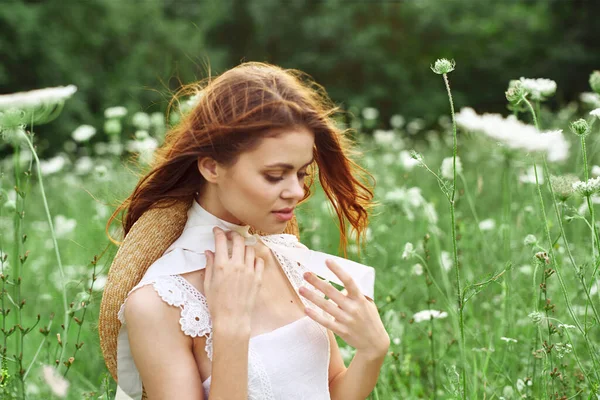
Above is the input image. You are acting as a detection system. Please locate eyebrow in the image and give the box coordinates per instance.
[264,157,315,170]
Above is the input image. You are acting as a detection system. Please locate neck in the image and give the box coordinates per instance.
[195,189,244,226]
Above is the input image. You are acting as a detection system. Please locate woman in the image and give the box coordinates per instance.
[100,61,390,399]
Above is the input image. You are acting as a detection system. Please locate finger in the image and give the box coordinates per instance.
[303,271,347,306]
[245,245,255,268]
[254,257,265,286]
[203,250,213,290]
[325,259,362,298]
[304,306,343,333]
[230,231,246,262]
[299,286,346,322]
[213,227,228,265]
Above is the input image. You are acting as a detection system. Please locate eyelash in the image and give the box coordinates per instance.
[265,171,309,183]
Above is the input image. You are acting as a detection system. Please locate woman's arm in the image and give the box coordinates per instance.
[327,329,388,400]
[208,318,252,399]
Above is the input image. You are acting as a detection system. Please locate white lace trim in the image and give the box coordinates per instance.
[248,347,275,399]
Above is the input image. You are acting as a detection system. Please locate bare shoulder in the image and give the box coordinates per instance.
[124,283,204,399]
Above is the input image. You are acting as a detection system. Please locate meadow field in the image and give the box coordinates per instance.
[1,62,600,399]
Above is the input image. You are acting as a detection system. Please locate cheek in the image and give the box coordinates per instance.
[227,174,280,210]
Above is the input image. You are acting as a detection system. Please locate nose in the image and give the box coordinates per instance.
[281,175,305,200]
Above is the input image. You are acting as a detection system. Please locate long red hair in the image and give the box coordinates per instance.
[106,62,375,255]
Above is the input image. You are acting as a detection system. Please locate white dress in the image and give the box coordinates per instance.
[115,200,375,400]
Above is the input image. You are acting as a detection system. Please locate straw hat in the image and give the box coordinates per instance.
[98,197,300,396]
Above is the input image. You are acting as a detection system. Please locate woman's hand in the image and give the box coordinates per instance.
[203,227,264,328]
[299,259,390,359]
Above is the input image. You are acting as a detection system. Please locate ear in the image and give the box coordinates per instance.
[197,157,220,183]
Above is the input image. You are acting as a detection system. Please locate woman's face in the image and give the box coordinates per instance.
[199,125,315,234]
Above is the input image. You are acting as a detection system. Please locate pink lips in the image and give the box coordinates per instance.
[273,208,294,222]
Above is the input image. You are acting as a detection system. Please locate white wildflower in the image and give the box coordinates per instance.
[40,155,68,175]
[518,264,533,274]
[523,234,537,246]
[402,242,415,260]
[0,85,77,110]
[554,342,572,358]
[441,156,462,180]
[423,202,438,225]
[406,118,425,135]
[398,150,420,170]
[516,379,526,393]
[71,124,96,142]
[373,129,396,146]
[519,166,544,184]
[590,108,600,118]
[592,165,600,176]
[42,365,69,397]
[500,336,518,343]
[580,92,600,108]
[413,309,448,323]
[456,107,569,162]
[54,215,76,238]
[573,176,600,196]
[74,156,94,175]
[390,114,405,129]
[361,107,379,120]
[104,106,127,119]
[528,311,546,325]
[441,251,453,271]
[519,77,557,101]
[502,386,515,399]
[558,323,577,330]
[412,263,424,276]
[132,112,151,130]
[479,219,496,231]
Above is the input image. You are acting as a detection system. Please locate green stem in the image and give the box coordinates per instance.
[18,131,70,369]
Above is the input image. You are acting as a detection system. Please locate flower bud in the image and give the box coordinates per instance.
[505,81,526,105]
[570,118,590,137]
[104,119,122,137]
[589,70,600,95]
[430,58,455,75]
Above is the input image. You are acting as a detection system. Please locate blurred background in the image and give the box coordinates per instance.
[2,0,599,156]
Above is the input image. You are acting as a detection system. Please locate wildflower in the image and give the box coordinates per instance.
[412,263,423,276]
[505,80,527,104]
[409,150,423,163]
[456,107,569,162]
[570,118,590,137]
[590,108,600,119]
[104,106,127,119]
[500,336,518,343]
[134,130,150,140]
[0,108,26,145]
[440,251,453,271]
[558,323,576,330]
[413,309,448,323]
[516,379,526,393]
[42,365,69,397]
[502,386,515,399]
[528,311,546,325]
[478,219,496,231]
[150,112,165,128]
[104,119,122,136]
[71,124,96,142]
[132,112,151,130]
[523,234,537,246]
[74,156,94,175]
[572,176,600,196]
[390,114,405,129]
[406,118,425,135]
[392,337,401,345]
[519,166,544,184]
[590,70,600,95]
[373,129,396,146]
[361,107,379,120]
[94,165,109,181]
[423,202,438,225]
[398,150,420,170]
[519,77,557,101]
[402,242,415,260]
[54,215,77,238]
[519,264,533,274]
[0,85,77,111]
[430,58,455,75]
[550,174,578,201]
[580,92,600,108]
[40,155,68,175]
[534,251,550,264]
[554,342,573,358]
[441,156,462,180]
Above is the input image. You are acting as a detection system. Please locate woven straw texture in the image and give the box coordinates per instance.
[98,197,300,398]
